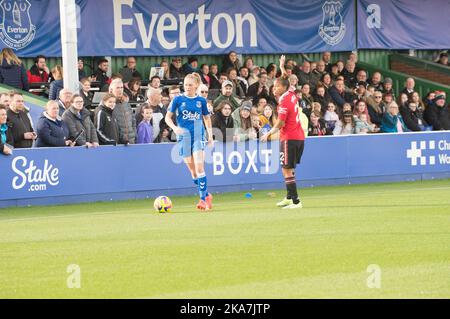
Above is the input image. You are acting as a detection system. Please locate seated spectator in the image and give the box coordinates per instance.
[266,63,277,88]
[222,51,240,73]
[244,57,254,71]
[311,60,327,88]
[329,78,352,109]
[382,77,394,97]
[0,104,13,155]
[94,93,120,145]
[57,89,73,116]
[424,92,450,130]
[209,64,221,90]
[109,79,136,144]
[255,97,268,114]
[324,102,339,131]
[227,67,246,98]
[246,71,269,102]
[288,74,299,91]
[48,65,64,100]
[401,101,429,132]
[119,57,142,84]
[333,111,356,135]
[183,56,199,75]
[61,94,99,147]
[79,77,93,110]
[409,91,425,112]
[213,80,241,111]
[318,73,332,92]
[423,91,436,108]
[308,110,331,136]
[136,105,153,144]
[355,113,378,134]
[149,75,161,89]
[161,94,170,109]
[159,60,170,80]
[397,92,409,110]
[7,92,35,148]
[368,71,383,91]
[367,91,386,127]
[169,57,185,79]
[341,60,357,88]
[330,62,341,81]
[381,102,409,133]
[383,92,394,106]
[238,66,250,92]
[258,104,278,140]
[313,84,332,113]
[27,55,49,85]
[0,48,29,91]
[0,92,11,109]
[353,100,371,123]
[36,100,73,148]
[402,77,415,95]
[435,52,449,66]
[301,83,314,112]
[199,64,210,87]
[124,77,144,102]
[322,51,332,73]
[211,101,234,142]
[92,58,111,91]
[296,60,313,87]
[231,100,257,141]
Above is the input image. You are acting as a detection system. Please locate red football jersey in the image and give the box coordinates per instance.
[277,91,305,141]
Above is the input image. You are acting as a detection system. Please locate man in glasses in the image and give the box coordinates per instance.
[169,57,185,79]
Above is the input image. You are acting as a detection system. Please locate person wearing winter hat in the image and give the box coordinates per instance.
[424,91,450,130]
[182,56,199,75]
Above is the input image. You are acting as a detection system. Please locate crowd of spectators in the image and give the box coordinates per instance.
[1,47,450,155]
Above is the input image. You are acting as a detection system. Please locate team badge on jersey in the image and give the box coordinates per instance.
[196,101,202,108]
[318,1,346,46]
[0,0,36,50]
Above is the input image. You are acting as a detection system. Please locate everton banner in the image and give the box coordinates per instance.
[357,0,450,49]
[0,0,355,57]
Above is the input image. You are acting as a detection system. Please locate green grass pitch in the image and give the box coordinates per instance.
[1,179,449,298]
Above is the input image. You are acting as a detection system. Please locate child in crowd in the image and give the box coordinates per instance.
[324,102,339,131]
[136,105,153,144]
[355,113,378,134]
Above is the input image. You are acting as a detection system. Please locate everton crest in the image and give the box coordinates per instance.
[318,1,346,46]
[0,0,36,50]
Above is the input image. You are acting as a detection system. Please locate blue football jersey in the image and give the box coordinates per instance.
[169,94,209,138]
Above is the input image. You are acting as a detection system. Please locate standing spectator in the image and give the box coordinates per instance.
[401,101,429,132]
[297,60,313,87]
[333,111,356,135]
[136,105,153,144]
[255,97,268,114]
[231,100,256,141]
[0,48,29,91]
[168,85,181,102]
[209,64,220,90]
[35,100,73,148]
[0,92,11,109]
[341,60,357,88]
[48,65,64,100]
[329,79,352,109]
[381,102,409,133]
[382,77,394,97]
[369,71,383,91]
[322,51,332,73]
[0,104,13,155]
[92,58,111,91]
[119,57,142,84]
[244,57,254,71]
[197,84,213,114]
[169,57,185,79]
[301,83,314,117]
[57,89,73,116]
[95,94,120,145]
[246,72,270,102]
[266,63,277,88]
[222,51,240,73]
[61,94,99,147]
[79,78,93,110]
[311,60,327,88]
[227,68,246,98]
[213,80,241,111]
[237,66,249,94]
[211,101,234,142]
[109,79,136,144]
[27,55,49,84]
[424,92,450,130]
[402,77,415,95]
[78,59,87,80]
[7,92,35,148]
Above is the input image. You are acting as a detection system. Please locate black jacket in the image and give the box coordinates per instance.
[247,82,270,102]
[212,112,234,142]
[169,64,185,79]
[400,106,428,131]
[94,104,120,145]
[424,102,450,130]
[209,74,221,90]
[6,108,34,148]
[367,103,386,127]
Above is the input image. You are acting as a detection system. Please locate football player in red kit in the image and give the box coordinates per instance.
[261,77,305,209]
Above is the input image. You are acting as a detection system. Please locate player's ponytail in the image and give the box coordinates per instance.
[185,73,201,87]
